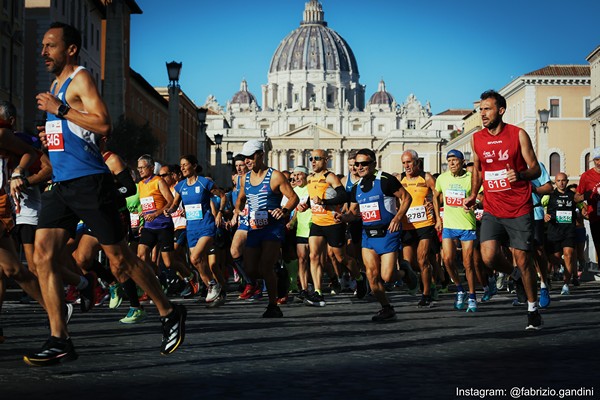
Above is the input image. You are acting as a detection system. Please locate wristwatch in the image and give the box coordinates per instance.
[57,104,70,118]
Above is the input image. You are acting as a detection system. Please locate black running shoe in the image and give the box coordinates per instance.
[23,336,78,366]
[417,295,433,308]
[79,272,97,312]
[329,278,342,295]
[526,310,543,331]
[262,303,283,318]
[295,290,307,303]
[304,291,326,307]
[372,307,397,322]
[160,303,187,355]
[355,272,368,299]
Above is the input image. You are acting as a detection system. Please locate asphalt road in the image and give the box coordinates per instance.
[1,279,599,400]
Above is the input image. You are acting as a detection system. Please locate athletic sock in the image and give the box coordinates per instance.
[527,301,537,312]
[540,281,547,289]
[456,284,464,293]
[469,293,476,300]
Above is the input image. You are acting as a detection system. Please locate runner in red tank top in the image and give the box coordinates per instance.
[464,90,543,331]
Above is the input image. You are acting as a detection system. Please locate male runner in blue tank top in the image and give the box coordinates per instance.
[340,149,412,322]
[234,139,298,317]
[25,22,186,366]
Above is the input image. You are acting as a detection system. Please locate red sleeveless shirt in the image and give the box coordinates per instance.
[473,123,532,218]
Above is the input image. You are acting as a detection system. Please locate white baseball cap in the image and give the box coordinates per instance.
[240,139,264,157]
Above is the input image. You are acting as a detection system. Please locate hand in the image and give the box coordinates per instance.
[230,212,238,227]
[463,194,477,211]
[506,163,518,183]
[269,208,287,220]
[311,196,322,205]
[544,213,551,222]
[388,217,401,233]
[145,211,157,222]
[435,220,442,233]
[36,92,62,116]
[297,203,309,212]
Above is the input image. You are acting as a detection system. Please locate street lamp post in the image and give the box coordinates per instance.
[226,151,234,165]
[214,133,223,186]
[166,61,182,164]
[538,109,550,167]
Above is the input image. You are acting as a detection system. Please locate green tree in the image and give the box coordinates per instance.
[107,116,159,166]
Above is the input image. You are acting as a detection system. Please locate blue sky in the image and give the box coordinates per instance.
[130,0,599,114]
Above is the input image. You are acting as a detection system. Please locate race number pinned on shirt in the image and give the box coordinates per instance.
[250,210,268,230]
[185,204,203,221]
[359,201,381,223]
[46,120,65,152]
[484,169,511,192]
[445,189,465,207]
[140,196,156,212]
[130,213,140,228]
[311,204,327,214]
[556,210,572,224]
[406,205,427,223]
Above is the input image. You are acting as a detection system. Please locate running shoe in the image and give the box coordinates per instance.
[249,286,263,301]
[207,292,226,308]
[138,292,151,304]
[525,310,543,331]
[206,282,222,303]
[64,285,79,304]
[417,295,433,308]
[329,278,342,295]
[23,336,78,366]
[438,285,449,294]
[295,290,308,303]
[120,307,147,324]
[466,298,477,312]
[160,304,187,355]
[539,287,551,308]
[179,282,194,298]
[276,295,289,305]
[496,272,507,291]
[355,272,368,299]
[430,285,440,301]
[79,272,97,312]
[64,303,74,325]
[262,303,283,318]
[109,283,123,309]
[371,307,397,322]
[238,283,255,300]
[304,291,326,307]
[561,284,570,295]
[95,286,109,307]
[454,291,466,310]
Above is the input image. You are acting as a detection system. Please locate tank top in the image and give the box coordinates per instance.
[400,171,434,230]
[46,66,109,182]
[232,174,249,227]
[175,176,214,232]
[244,167,282,230]
[307,171,341,226]
[473,123,532,218]
[138,175,172,230]
[170,185,187,230]
[356,171,397,227]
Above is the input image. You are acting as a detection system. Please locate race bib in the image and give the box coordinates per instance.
[475,209,484,221]
[311,204,327,214]
[185,204,203,221]
[556,210,572,224]
[484,169,511,193]
[407,205,427,223]
[140,196,156,212]
[130,213,140,228]
[359,201,381,223]
[250,210,268,230]
[46,120,65,152]
[445,189,465,207]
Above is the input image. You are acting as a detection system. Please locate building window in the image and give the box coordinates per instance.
[549,152,560,176]
[289,124,296,131]
[550,99,560,118]
[288,154,295,169]
[585,98,591,117]
[327,124,334,130]
[327,93,333,103]
[327,151,333,169]
[294,93,299,102]
[447,124,454,130]
[378,124,385,132]
[585,152,590,172]
[238,124,244,129]
[407,120,416,129]
[352,123,362,132]
[260,124,270,130]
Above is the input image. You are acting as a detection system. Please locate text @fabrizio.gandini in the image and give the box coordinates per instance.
[455,386,595,399]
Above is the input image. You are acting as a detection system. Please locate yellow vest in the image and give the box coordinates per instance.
[307,171,341,226]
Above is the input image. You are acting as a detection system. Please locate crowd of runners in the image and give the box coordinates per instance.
[1,22,599,367]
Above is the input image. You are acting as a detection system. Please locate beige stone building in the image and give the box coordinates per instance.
[587,45,600,151]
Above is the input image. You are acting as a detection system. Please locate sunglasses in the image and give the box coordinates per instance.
[354,161,373,167]
[309,156,325,162]
[158,173,169,178]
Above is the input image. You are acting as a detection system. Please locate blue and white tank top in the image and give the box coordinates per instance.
[244,168,282,230]
[175,176,214,232]
[232,174,249,227]
[46,66,108,182]
[356,171,397,227]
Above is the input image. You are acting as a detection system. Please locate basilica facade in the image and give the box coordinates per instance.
[204,0,467,183]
